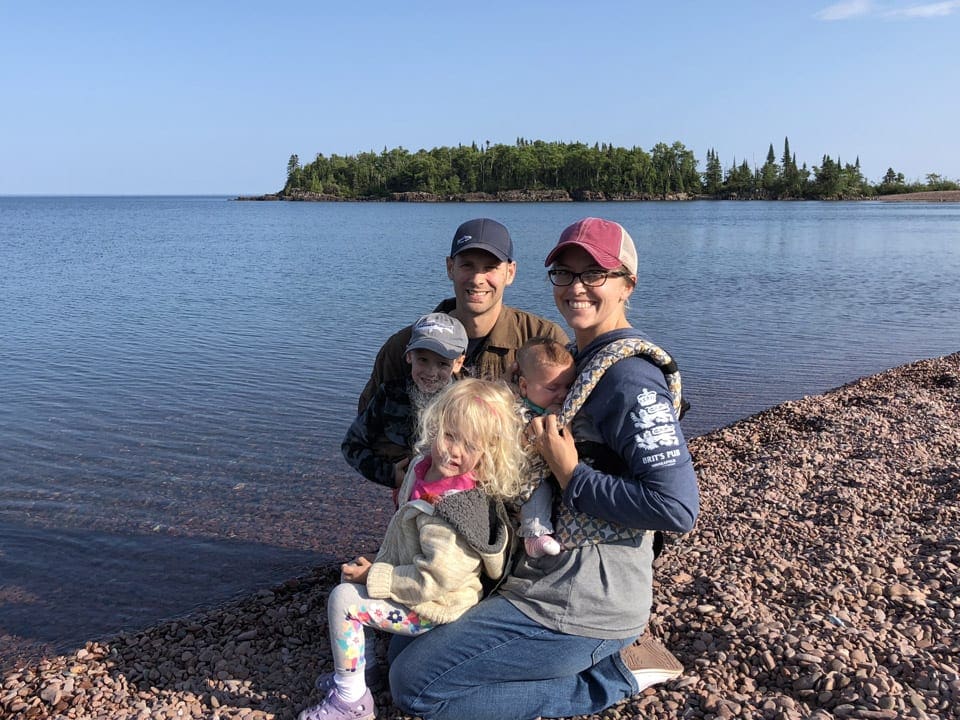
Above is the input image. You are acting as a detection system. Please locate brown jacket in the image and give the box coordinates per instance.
[358,299,568,413]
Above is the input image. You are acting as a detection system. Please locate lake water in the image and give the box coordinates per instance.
[1,197,958,666]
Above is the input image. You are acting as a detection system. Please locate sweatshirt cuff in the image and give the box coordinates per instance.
[365,563,393,599]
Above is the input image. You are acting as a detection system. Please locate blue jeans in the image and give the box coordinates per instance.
[388,595,638,720]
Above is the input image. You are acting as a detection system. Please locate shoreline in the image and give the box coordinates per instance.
[3,352,958,719]
[235,189,960,203]
[876,190,960,202]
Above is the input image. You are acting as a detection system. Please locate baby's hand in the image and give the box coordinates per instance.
[340,555,372,583]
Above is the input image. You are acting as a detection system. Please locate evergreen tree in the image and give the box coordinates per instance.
[843,157,871,197]
[285,154,302,191]
[812,155,841,198]
[774,138,804,198]
[703,149,723,195]
[878,168,906,195]
[760,143,779,198]
[724,158,755,197]
[650,142,675,196]
[673,141,700,195]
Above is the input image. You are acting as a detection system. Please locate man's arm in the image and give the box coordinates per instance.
[342,389,407,488]
[358,325,414,414]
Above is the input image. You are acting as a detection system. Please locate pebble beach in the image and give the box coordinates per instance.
[3,352,958,720]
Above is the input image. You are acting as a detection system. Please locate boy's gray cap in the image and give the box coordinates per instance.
[405,313,468,359]
[450,218,513,262]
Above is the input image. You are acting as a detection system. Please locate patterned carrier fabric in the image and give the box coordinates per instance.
[512,402,552,508]
[551,338,682,549]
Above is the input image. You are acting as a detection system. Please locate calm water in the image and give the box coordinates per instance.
[1,197,959,664]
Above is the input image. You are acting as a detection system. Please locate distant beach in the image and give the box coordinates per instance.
[877,190,960,202]
[3,352,957,720]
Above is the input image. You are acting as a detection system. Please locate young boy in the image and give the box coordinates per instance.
[514,336,576,558]
[342,313,468,491]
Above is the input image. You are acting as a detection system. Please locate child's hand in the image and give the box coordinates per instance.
[341,555,372,583]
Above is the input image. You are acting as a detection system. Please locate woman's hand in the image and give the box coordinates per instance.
[528,414,578,489]
[341,555,372,583]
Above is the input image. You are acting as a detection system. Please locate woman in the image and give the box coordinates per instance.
[388,217,700,720]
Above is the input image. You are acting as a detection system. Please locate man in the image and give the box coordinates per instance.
[358,218,568,413]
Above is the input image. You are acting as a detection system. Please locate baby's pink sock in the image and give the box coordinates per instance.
[525,535,561,558]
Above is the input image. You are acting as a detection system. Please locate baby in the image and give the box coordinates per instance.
[514,336,576,558]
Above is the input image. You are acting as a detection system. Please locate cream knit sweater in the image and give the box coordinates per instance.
[365,455,512,625]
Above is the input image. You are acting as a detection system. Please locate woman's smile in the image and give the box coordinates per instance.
[551,247,633,346]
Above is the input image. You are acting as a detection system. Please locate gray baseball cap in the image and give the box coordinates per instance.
[404,313,468,359]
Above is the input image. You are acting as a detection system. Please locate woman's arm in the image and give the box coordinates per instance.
[556,358,699,534]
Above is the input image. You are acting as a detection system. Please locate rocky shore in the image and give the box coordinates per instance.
[877,190,960,203]
[236,189,960,203]
[235,188,693,203]
[3,353,958,720]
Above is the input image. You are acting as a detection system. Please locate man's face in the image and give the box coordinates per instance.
[406,349,465,394]
[446,249,516,321]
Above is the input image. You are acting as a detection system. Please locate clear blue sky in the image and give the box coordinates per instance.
[2,1,958,195]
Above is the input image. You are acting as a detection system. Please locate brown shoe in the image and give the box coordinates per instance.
[620,634,683,692]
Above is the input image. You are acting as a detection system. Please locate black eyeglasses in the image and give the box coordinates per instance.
[547,268,629,287]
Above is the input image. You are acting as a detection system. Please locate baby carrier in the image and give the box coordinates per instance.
[551,337,686,550]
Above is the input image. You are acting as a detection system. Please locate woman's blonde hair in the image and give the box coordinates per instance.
[414,378,526,501]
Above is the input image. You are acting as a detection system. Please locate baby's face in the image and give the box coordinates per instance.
[406,349,464,394]
[519,361,575,413]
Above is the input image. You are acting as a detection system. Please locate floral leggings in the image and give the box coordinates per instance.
[326,582,435,674]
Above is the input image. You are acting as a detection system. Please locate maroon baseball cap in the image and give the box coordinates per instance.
[544,217,637,275]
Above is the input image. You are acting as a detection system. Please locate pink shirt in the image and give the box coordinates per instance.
[410,455,476,504]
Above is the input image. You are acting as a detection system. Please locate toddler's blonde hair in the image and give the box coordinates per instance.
[414,378,526,501]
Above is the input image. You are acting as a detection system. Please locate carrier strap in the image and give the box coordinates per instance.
[557,338,683,427]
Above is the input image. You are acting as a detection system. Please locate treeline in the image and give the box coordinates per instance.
[282,137,959,201]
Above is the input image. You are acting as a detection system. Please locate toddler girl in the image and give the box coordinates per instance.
[298,378,525,720]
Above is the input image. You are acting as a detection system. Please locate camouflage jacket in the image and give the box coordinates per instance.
[342,378,417,488]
